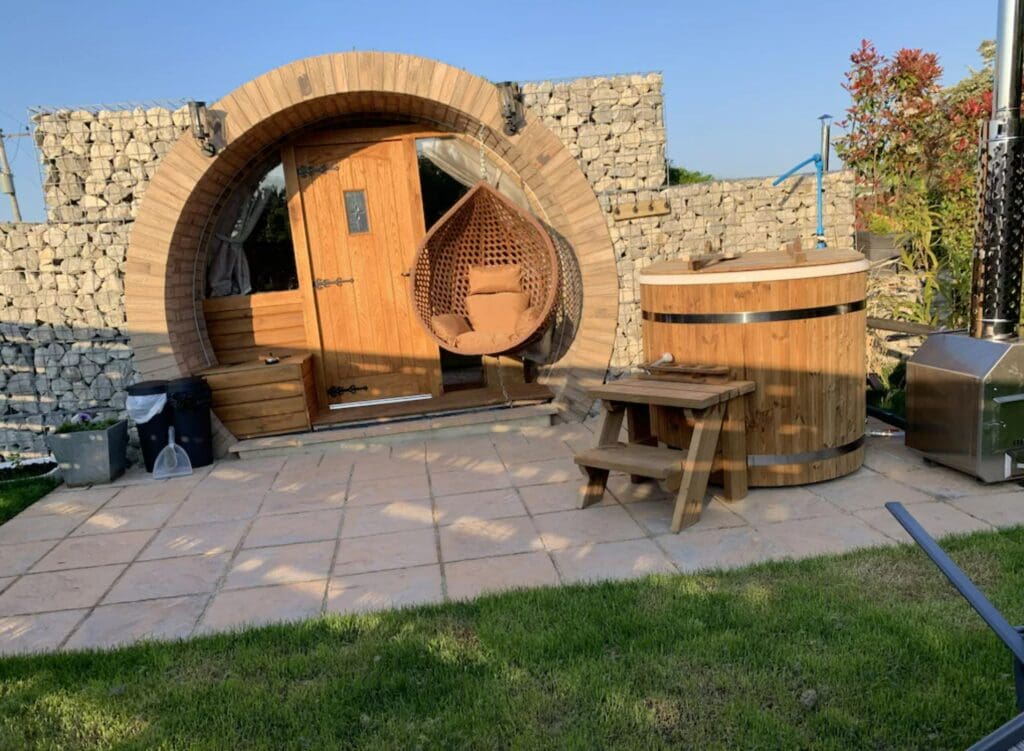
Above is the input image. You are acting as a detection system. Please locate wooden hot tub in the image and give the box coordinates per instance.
[639,248,869,486]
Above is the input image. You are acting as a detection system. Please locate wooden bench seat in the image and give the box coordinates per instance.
[574,443,685,481]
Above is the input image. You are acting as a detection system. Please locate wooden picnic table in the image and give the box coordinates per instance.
[574,376,754,532]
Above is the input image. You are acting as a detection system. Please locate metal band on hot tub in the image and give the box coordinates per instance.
[641,299,865,325]
[746,435,865,467]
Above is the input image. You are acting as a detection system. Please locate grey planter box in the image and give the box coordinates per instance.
[856,231,901,262]
[47,420,128,487]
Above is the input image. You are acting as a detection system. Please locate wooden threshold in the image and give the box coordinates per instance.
[312,382,554,430]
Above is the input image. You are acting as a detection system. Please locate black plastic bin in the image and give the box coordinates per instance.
[126,380,172,472]
[168,376,214,468]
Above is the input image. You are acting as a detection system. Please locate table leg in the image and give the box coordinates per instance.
[596,400,625,447]
[670,403,724,533]
[720,396,748,501]
[578,467,610,509]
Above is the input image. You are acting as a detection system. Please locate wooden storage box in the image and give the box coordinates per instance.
[201,354,317,439]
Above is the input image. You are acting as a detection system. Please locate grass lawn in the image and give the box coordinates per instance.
[0,476,59,526]
[1,527,1023,750]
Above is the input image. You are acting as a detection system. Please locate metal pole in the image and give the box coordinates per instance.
[994,0,1024,121]
[0,130,22,222]
[970,0,1024,340]
[815,155,826,247]
[886,501,1024,710]
[819,114,832,173]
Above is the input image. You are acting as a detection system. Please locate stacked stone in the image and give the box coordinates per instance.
[865,265,924,379]
[0,223,136,455]
[601,172,857,372]
[33,106,190,223]
[522,73,666,192]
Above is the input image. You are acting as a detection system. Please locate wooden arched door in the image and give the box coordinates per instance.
[283,128,442,411]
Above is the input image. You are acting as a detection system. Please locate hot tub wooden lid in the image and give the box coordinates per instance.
[639,248,869,285]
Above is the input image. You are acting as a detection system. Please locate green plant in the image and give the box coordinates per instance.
[836,40,993,327]
[874,360,908,416]
[667,162,713,185]
[54,417,118,434]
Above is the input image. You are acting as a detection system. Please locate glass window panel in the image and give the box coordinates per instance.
[344,190,369,234]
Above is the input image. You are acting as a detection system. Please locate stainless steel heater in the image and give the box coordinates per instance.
[906,0,1024,482]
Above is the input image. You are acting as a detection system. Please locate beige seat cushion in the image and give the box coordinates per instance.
[431,313,471,342]
[515,306,542,338]
[466,292,529,333]
[468,264,522,295]
[454,330,518,352]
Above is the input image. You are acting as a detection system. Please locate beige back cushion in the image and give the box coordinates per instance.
[468,264,522,295]
[466,292,529,333]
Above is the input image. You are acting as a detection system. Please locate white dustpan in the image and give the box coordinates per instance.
[153,427,193,479]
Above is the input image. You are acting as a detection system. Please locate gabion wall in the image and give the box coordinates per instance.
[0,73,854,456]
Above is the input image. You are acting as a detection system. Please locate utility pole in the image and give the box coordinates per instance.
[0,130,23,222]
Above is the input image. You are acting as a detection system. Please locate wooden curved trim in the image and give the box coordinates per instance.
[125,52,618,433]
[639,259,871,285]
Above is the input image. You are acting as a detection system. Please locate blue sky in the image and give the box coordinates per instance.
[0,0,993,222]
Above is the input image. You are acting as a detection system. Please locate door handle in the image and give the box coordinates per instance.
[400,271,411,278]
[314,277,354,289]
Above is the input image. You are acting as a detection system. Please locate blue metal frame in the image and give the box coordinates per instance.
[886,502,1024,749]
[772,152,826,248]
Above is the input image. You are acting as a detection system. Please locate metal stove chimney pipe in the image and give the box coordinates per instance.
[970,0,1024,340]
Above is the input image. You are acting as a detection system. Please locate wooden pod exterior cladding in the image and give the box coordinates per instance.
[639,248,870,486]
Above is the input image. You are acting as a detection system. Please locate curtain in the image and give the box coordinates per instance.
[207,187,272,297]
[419,137,532,212]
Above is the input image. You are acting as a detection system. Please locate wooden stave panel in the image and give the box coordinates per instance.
[224,411,311,439]
[202,291,307,366]
[641,270,866,486]
[204,354,315,438]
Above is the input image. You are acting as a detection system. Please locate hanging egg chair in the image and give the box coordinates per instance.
[409,182,559,356]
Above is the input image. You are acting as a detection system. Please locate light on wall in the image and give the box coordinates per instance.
[496,82,525,136]
[187,101,216,156]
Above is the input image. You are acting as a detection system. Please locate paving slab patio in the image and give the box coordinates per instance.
[2,417,1024,654]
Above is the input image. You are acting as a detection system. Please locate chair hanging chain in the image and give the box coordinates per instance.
[477,123,487,183]
[496,355,512,405]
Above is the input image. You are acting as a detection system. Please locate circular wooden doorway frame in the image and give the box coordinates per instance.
[125,52,618,442]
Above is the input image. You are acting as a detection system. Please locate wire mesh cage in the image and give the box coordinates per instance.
[27,100,192,224]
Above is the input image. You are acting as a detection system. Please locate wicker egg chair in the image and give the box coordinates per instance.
[409,182,559,356]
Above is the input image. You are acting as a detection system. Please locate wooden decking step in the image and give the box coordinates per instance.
[229,403,559,460]
[573,443,682,480]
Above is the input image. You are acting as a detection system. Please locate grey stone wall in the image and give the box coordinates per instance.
[522,73,666,192]
[34,106,190,223]
[0,71,854,456]
[0,106,188,456]
[0,223,134,455]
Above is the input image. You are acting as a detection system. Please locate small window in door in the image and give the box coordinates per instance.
[344,190,370,234]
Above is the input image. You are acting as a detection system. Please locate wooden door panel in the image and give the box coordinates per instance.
[337,373,430,402]
[287,137,440,409]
